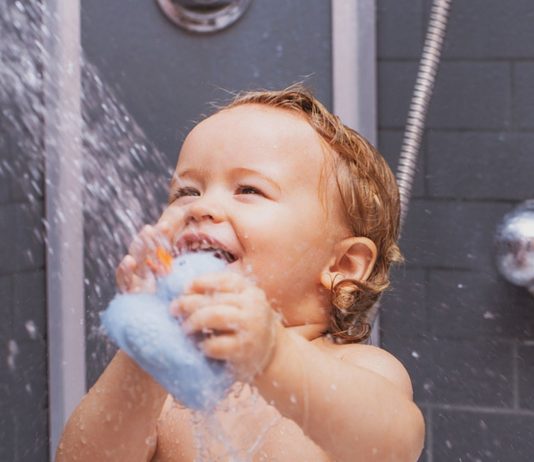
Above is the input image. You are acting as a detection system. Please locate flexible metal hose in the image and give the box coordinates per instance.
[370,0,452,344]
[396,0,452,232]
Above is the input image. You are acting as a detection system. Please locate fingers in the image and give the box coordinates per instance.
[116,224,172,294]
[185,271,250,295]
[181,305,243,335]
[170,292,239,318]
[116,254,136,293]
[128,225,171,272]
[157,206,186,241]
[130,225,171,275]
[200,335,240,361]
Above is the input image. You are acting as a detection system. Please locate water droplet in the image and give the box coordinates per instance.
[411,351,420,359]
[25,249,34,263]
[7,340,19,371]
[483,311,495,320]
[289,394,297,404]
[25,320,38,339]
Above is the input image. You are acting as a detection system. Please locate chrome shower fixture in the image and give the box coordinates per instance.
[156,0,252,33]
[495,200,534,296]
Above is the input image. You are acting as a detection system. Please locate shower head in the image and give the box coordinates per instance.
[156,0,252,33]
[495,200,534,296]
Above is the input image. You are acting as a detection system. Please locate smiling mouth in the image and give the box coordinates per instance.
[173,239,238,264]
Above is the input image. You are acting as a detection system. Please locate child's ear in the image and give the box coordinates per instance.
[320,237,377,290]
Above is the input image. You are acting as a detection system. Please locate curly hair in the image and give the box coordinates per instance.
[218,84,403,343]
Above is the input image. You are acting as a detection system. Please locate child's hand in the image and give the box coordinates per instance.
[170,271,282,382]
[116,208,185,294]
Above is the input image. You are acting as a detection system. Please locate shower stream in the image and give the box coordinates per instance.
[0,1,278,460]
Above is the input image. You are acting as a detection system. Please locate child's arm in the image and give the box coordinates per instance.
[174,271,424,462]
[254,330,425,462]
[57,211,185,461]
[56,351,168,462]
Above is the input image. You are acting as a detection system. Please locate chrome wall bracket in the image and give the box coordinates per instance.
[156,0,252,34]
[495,200,534,297]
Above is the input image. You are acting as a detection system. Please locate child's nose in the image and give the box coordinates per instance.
[185,197,225,224]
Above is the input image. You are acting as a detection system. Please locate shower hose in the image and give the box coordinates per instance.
[369,0,452,341]
[396,0,452,231]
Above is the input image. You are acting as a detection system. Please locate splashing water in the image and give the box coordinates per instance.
[1,0,172,372]
[7,340,19,371]
[24,320,38,340]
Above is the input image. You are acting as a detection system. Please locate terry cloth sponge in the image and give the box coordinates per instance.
[100,251,233,410]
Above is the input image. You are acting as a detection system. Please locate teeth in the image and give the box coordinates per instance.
[175,239,237,263]
[213,249,236,263]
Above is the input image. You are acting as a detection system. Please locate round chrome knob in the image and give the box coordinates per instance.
[495,200,534,295]
[156,0,253,34]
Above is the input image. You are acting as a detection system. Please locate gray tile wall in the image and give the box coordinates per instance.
[377,1,534,461]
[0,4,48,459]
[0,127,48,460]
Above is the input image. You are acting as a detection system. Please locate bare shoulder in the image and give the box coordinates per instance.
[315,338,414,399]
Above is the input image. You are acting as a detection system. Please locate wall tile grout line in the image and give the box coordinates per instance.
[379,57,534,63]
[422,402,534,417]
[380,126,534,134]
[405,197,520,205]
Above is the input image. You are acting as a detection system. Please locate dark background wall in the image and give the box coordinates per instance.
[377,1,534,461]
[0,126,48,462]
[0,3,48,461]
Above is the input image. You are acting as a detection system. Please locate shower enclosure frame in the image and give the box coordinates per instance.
[44,0,85,459]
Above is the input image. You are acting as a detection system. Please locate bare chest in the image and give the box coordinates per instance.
[153,388,331,462]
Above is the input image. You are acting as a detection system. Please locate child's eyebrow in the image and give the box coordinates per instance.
[174,168,206,180]
[230,167,282,193]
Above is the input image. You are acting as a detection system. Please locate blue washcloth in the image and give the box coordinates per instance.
[100,251,234,410]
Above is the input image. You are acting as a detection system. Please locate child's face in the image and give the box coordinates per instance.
[163,104,351,325]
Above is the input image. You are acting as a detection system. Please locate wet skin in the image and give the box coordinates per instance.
[57,104,424,462]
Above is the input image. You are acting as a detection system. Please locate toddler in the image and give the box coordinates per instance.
[57,86,424,461]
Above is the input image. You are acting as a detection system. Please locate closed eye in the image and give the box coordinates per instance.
[169,186,200,203]
[236,184,264,196]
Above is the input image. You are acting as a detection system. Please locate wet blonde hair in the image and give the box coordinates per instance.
[220,84,403,343]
